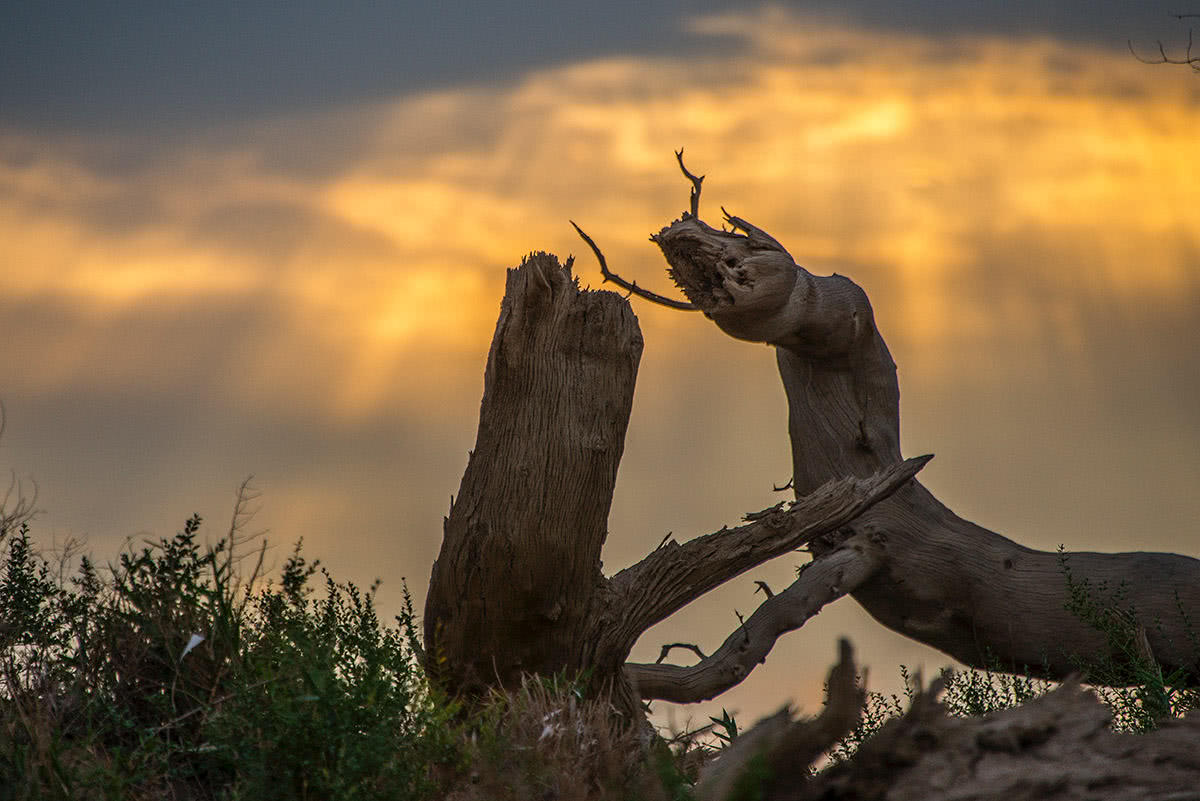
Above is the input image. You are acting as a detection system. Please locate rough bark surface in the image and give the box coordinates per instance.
[626,537,884,703]
[695,639,865,801]
[801,684,1200,801]
[698,648,1200,801]
[424,253,643,696]
[653,209,1200,685]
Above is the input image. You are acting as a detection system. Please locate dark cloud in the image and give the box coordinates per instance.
[3,1,1193,134]
[0,1,727,132]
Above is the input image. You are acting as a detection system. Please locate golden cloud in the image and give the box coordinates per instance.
[2,8,1197,416]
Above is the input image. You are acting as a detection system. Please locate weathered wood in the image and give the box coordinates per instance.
[424,252,643,696]
[799,679,1200,801]
[654,209,1200,684]
[608,456,928,661]
[699,655,1200,801]
[428,160,1199,730]
[627,539,883,703]
[425,250,929,714]
[695,639,866,801]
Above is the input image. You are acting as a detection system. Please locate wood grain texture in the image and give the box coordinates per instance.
[798,680,1200,800]
[626,540,883,703]
[654,210,1200,684]
[424,252,643,695]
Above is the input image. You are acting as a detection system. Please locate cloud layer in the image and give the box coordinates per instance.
[2,9,1198,725]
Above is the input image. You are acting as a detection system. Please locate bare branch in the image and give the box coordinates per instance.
[1128,19,1200,71]
[656,642,707,664]
[626,540,882,703]
[721,207,789,253]
[754,580,774,599]
[569,220,698,311]
[607,454,929,649]
[675,148,705,218]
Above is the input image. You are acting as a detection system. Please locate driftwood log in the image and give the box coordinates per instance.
[696,642,1200,801]
[425,158,1200,722]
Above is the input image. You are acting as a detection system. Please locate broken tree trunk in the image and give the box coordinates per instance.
[424,252,643,701]
[424,252,928,717]
[648,201,1200,686]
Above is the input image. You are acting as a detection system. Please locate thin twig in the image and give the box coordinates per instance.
[152,677,278,735]
[754,580,774,599]
[1128,20,1200,70]
[570,221,697,311]
[675,148,704,218]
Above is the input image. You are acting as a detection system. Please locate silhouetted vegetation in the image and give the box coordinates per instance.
[1,498,1196,799]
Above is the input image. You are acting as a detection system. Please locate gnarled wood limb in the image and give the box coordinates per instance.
[627,537,883,703]
[570,220,698,311]
[651,186,1200,685]
[607,458,926,664]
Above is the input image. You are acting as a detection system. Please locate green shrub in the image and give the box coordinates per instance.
[0,509,456,800]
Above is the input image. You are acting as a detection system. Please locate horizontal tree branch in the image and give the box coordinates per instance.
[626,537,884,703]
[607,455,929,653]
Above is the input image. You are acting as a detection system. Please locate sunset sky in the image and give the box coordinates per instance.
[3,2,1199,729]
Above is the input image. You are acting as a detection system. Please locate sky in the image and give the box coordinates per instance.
[2,2,1199,731]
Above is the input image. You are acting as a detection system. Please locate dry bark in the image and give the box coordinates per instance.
[652,206,1200,686]
[801,682,1200,801]
[424,252,643,699]
[694,638,866,801]
[699,650,1200,801]
[627,537,884,703]
[424,252,927,715]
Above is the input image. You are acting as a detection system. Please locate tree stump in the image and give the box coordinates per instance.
[424,252,642,700]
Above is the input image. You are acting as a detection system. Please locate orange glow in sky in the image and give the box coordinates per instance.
[2,8,1198,728]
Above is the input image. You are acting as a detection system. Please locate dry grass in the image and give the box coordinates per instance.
[445,676,676,801]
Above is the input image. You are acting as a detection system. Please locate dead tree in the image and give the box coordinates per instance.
[423,252,926,717]
[425,157,1200,720]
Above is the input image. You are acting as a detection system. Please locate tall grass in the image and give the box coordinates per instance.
[1,487,1195,798]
